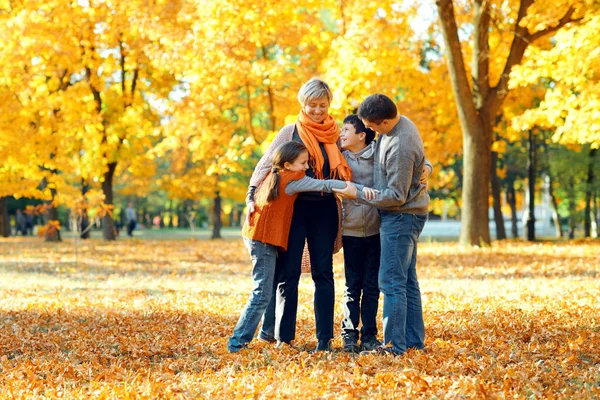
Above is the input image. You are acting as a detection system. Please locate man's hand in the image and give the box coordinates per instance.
[245,202,256,225]
[420,165,431,185]
[332,181,358,199]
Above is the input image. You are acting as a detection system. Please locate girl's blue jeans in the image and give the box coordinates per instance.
[227,238,277,353]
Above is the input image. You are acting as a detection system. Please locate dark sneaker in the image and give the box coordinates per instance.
[359,346,396,356]
[313,339,332,353]
[360,336,382,351]
[342,337,360,353]
[258,333,276,343]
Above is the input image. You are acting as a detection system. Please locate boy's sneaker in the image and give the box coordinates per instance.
[360,336,382,351]
[342,337,360,353]
[313,339,332,353]
[257,333,276,343]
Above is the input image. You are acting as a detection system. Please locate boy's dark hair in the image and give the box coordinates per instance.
[264,141,308,202]
[357,94,397,124]
[343,114,376,145]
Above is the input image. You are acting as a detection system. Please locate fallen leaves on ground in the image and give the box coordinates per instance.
[0,237,599,399]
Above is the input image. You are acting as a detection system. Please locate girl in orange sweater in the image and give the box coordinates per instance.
[228,142,375,353]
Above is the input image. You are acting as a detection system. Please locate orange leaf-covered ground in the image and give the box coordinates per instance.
[1,237,599,399]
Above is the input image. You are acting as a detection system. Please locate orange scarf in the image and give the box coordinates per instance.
[296,111,352,180]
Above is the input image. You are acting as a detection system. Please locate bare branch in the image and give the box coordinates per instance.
[528,7,582,42]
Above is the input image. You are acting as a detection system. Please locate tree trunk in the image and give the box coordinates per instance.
[0,197,10,237]
[568,177,576,239]
[547,175,563,238]
[460,127,492,245]
[212,191,222,239]
[102,162,117,241]
[506,179,518,238]
[436,0,578,245]
[540,134,562,237]
[44,200,62,242]
[490,150,506,240]
[584,148,597,237]
[436,0,491,245]
[80,179,91,239]
[525,130,536,241]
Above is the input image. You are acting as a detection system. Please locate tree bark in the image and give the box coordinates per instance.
[102,162,117,241]
[540,136,563,237]
[490,151,506,240]
[436,0,578,245]
[593,189,599,238]
[547,175,563,238]
[44,199,61,242]
[584,148,597,237]
[506,179,518,238]
[38,176,61,242]
[80,179,91,239]
[526,129,536,241]
[437,0,492,245]
[461,126,492,245]
[0,197,10,237]
[568,178,576,239]
[212,191,222,239]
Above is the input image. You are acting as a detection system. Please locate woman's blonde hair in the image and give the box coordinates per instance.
[297,78,332,106]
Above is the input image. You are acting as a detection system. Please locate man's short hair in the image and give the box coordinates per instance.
[343,114,376,145]
[357,94,398,124]
[297,78,333,106]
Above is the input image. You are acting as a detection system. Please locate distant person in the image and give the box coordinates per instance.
[24,212,34,235]
[16,210,26,235]
[126,202,137,237]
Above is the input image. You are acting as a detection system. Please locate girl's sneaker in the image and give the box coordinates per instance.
[258,333,276,343]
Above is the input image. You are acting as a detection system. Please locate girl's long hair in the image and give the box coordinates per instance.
[262,141,308,202]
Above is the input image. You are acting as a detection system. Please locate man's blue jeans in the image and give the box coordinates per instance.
[378,212,427,355]
[228,238,277,352]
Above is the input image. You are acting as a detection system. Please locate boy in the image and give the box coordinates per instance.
[339,115,382,352]
[334,95,430,356]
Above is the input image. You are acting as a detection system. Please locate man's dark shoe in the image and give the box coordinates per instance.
[360,336,382,351]
[359,346,396,356]
[342,337,360,353]
[314,339,332,353]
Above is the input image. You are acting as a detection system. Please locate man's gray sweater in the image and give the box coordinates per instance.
[356,116,430,215]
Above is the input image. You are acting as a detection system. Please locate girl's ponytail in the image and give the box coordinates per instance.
[265,167,281,202]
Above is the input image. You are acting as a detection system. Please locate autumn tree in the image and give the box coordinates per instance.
[435,0,590,245]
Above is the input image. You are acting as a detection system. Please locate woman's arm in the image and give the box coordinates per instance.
[285,177,379,199]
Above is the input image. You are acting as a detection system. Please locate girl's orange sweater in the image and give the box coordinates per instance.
[242,170,305,251]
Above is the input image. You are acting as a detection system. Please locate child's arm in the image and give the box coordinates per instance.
[284,176,346,195]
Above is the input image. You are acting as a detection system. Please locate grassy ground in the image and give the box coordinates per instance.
[0,236,599,398]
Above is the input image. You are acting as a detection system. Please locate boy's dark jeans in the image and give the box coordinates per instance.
[341,234,381,341]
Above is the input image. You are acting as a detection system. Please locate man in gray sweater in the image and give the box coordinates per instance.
[334,94,430,356]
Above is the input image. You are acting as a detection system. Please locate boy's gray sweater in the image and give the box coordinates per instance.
[341,143,380,237]
[356,116,430,215]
